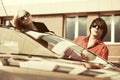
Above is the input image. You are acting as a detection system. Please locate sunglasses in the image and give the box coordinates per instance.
[92,23,103,30]
[19,13,30,20]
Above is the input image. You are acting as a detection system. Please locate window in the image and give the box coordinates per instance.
[114,15,120,42]
[101,15,120,44]
[78,16,87,37]
[65,16,87,40]
[65,17,75,40]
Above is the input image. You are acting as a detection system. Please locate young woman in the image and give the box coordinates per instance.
[73,18,109,60]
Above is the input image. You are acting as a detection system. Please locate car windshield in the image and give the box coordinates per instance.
[26,31,109,65]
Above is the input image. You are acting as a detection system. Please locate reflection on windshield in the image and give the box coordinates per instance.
[38,35,108,65]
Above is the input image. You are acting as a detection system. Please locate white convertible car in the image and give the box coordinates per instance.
[0,27,120,80]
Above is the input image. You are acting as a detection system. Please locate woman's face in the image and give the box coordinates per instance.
[18,11,32,26]
[90,23,103,38]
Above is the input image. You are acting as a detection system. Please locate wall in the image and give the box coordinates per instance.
[0,0,120,16]
[107,45,120,62]
[32,16,63,36]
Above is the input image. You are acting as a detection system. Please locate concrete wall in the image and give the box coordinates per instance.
[32,16,63,36]
[0,0,120,16]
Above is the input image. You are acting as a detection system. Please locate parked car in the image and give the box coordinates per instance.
[0,27,120,80]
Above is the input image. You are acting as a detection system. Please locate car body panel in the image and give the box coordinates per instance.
[0,27,120,80]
